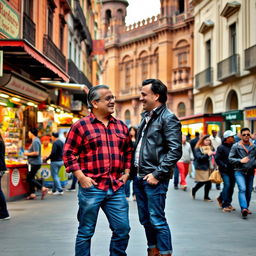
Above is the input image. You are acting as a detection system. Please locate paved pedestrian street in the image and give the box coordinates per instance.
[1,178,256,256]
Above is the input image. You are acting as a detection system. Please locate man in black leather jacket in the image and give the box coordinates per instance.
[229,127,256,219]
[132,79,182,256]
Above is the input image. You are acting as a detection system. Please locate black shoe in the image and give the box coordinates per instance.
[204,197,213,202]
[241,209,248,219]
[174,185,178,190]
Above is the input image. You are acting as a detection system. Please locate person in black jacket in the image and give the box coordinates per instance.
[132,79,182,256]
[0,133,10,220]
[44,132,64,195]
[215,130,236,212]
[229,127,256,219]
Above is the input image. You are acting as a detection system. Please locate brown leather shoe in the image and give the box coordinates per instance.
[148,248,160,256]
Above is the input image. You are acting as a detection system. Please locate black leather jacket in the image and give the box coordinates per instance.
[131,104,182,180]
[229,141,256,173]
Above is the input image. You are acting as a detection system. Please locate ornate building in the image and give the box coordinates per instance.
[99,0,194,126]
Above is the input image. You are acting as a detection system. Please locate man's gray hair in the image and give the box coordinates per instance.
[87,85,109,109]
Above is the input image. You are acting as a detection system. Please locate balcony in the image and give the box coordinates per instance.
[68,59,91,87]
[23,13,35,46]
[217,54,239,82]
[245,44,256,72]
[43,34,66,71]
[74,0,92,53]
[195,67,213,90]
[173,67,191,87]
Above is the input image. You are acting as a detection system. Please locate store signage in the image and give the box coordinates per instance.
[225,114,237,120]
[223,110,243,121]
[245,108,256,120]
[4,76,48,102]
[0,0,20,39]
[59,92,71,109]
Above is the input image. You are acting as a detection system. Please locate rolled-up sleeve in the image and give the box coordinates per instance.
[63,123,83,173]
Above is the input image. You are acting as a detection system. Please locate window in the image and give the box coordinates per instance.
[141,59,148,81]
[177,102,186,117]
[125,63,131,88]
[24,0,33,17]
[206,40,211,67]
[60,23,64,52]
[48,7,53,39]
[178,0,185,14]
[230,23,236,55]
[178,52,187,67]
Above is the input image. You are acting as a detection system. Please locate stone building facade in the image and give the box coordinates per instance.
[99,0,194,126]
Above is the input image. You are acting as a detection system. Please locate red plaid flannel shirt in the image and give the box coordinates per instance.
[63,113,132,191]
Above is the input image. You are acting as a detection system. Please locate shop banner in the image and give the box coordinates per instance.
[0,0,20,39]
[245,108,256,120]
[4,75,48,102]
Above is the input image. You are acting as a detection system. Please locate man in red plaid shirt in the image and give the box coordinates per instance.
[63,85,132,256]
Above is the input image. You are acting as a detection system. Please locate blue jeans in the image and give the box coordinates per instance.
[50,161,63,192]
[133,176,172,255]
[219,173,235,208]
[124,179,131,197]
[234,171,254,210]
[76,185,130,256]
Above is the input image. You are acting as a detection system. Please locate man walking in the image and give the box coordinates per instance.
[44,132,64,195]
[215,130,236,212]
[63,85,132,256]
[229,128,256,219]
[131,79,182,256]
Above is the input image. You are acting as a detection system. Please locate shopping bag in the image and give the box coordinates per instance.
[209,169,223,184]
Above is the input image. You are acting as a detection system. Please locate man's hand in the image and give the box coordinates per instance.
[78,176,98,188]
[240,156,250,164]
[143,173,159,185]
[119,173,130,184]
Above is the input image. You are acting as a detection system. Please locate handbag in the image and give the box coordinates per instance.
[209,169,223,184]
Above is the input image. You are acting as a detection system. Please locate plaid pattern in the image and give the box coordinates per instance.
[63,113,132,191]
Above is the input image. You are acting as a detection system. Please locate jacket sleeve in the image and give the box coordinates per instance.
[194,148,209,160]
[215,146,227,169]
[228,143,241,165]
[152,114,182,180]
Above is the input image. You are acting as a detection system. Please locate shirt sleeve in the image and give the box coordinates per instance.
[63,123,83,173]
[123,128,133,170]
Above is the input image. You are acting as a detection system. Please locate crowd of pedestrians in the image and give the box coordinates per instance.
[1,78,255,256]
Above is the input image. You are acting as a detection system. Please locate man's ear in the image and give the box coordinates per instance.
[155,94,160,102]
[91,100,98,109]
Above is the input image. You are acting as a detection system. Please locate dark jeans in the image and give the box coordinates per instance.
[192,180,211,199]
[70,175,78,190]
[124,179,131,197]
[219,173,235,208]
[27,164,42,194]
[0,176,9,218]
[133,176,172,255]
[76,185,130,256]
[173,165,179,187]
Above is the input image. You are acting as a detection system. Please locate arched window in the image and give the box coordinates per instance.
[204,97,213,113]
[141,58,148,81]
[227,90,238,110]
[177,102,186,117]
[124,110,131,126]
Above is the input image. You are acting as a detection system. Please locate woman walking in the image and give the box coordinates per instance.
[192,135,214,201]
[0,132,10,220]
[24,128,48,200]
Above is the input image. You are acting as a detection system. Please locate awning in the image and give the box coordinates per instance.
[0,40,69,82]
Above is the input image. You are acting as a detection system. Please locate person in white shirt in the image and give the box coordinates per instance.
[210,130,221,150]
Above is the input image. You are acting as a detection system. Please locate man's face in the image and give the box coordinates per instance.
[93,88,115,115]
[140,84,159,112]
[226,136,234,144]
[212,130,217,137]
[241,130,251,143]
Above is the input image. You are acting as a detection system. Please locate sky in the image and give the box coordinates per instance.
[125,0,160,25]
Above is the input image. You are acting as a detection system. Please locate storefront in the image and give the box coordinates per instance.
[222,110,244,134]
[180,113,224,138]
[244,106,256,133]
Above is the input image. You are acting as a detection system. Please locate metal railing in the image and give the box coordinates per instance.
[43,34,66,71]
[245,44,256,71]
[217,54,239,81]
[195,67,213,89]
[23,13,36,46]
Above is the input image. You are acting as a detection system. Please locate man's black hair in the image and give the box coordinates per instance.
[142,79,167,104]
[29,128,38,137]
[87,85,109,109]
[241,127,250,134]
[52,132,59,138]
